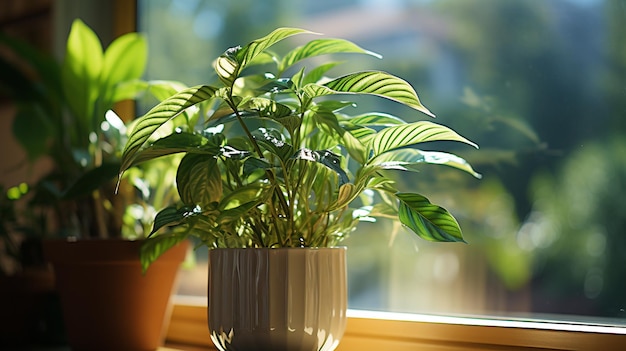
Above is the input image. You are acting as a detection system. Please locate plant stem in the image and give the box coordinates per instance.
[226,96,293,245]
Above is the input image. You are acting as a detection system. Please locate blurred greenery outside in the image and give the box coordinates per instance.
[138,0,626,322]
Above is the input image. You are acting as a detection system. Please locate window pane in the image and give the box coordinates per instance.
[138,0,626,325]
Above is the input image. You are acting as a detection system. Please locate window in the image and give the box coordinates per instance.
[138,0,626,325]
[128,0,626,348]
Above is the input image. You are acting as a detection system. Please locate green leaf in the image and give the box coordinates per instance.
[343,124,377,144]
[396,192,465,243]
[119,85,219,175]
[254,76,293,93]
[218,184,267,211]
[99,32,147,110]
[303,71,435,117]
[129,132,209,166]
[214,52,239,87]
[237,27,315,71]
[370,149,482,178]
[61,162,120,200]
[12,104,54,161]
[302,62,343,86]
[110,79,148,102]
[369,121,478,158]
[345,112,407,127]
[253,129,294,161]
[216,185,270,225]
[61,19,103,131]
[243,157,272,177]
[312,111,367,164]
[312,100,356,113]
[279,38,380,73]
[244,97,293,118]
[327,183,361,211]
[140,231,189,274]
[316,150,349,185]
[177,153,222,206]
[293,149,350,186]
[145,80,190,101]
[215,28,314,86]
[149,205,199,236]
[217,200,262,224]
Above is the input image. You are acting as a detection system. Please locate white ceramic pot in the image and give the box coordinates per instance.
[208,247,347,351]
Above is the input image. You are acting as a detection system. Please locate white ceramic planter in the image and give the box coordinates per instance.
[208,247,347,351]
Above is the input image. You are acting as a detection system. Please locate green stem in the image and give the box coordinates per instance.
[225,94,292,245]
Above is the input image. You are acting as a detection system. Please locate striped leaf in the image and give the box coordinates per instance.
[279,38,380,73]
[237,27,314,74]
[370,148,482,178]
[129,132,209,167]
[244,97,293,118]
[119,85,218,175]
[369,121,478,158]
[214,54,239,86]
[176,153,222,206]
[303,71,435,117]
[396,193,465,243]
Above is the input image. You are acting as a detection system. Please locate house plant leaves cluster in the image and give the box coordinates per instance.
[118,27,482,272]
[0,19,181,243]
[2,18,191,350]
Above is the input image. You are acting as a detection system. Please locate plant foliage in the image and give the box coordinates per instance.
[118,28,481,272]
[0,19,179,244]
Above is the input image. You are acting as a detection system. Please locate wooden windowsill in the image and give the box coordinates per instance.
[165,296,626,351]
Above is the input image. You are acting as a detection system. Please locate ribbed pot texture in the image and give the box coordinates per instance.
[208,247,347,351]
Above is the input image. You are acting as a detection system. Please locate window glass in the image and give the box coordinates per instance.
[138,0,626,324]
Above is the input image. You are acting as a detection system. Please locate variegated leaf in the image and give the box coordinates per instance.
[370,148,482,178]
[120,85,218,175]
[303,71,435,117]
[244,97,293,118]
[238,27,315,73]
[396,192,465,243]
[214,54,239,86]
[369,121,478,158]
[176,153,222,206]
[279,38,380,73]
[129,132,208,167]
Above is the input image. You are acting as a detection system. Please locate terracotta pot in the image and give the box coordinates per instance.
[208,247,347,351]
[43,239,188,351]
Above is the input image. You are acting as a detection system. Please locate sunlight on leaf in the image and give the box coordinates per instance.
[396,192,465,243]
[304,71,435,117]
[369,121,478,158]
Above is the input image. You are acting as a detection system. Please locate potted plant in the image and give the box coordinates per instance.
[119,27,481,351]
[1,19,187,350]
